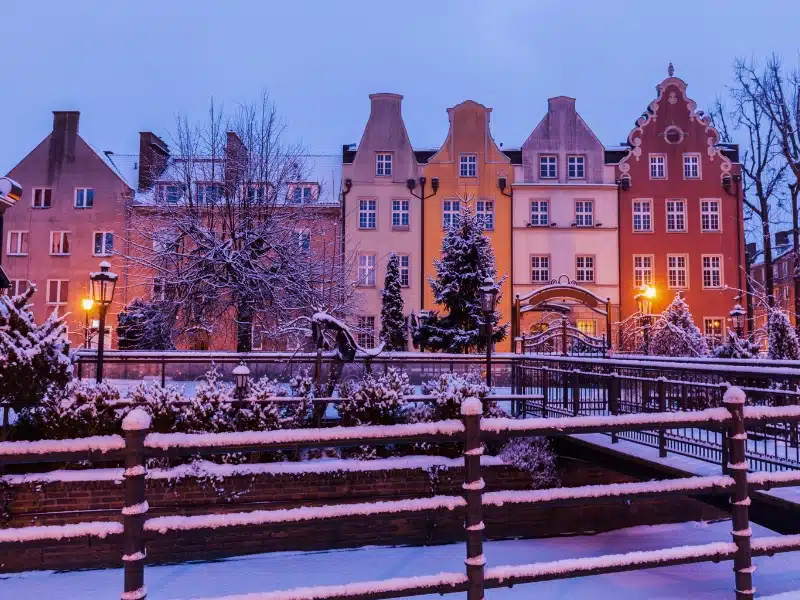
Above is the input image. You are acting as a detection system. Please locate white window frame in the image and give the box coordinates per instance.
[575,200,594,227]
[633,255,654,288]
[476,200,494,231]
[93,231,114,256]
[567,155,585,179]
[649,154,666,179]
[358,254,377,287]
[391,199,410,230]
[6,230,29,256]
[292,229,311,252]
[74,187,94,208]
[701,199,721,232]
[530,200,549,226]
[683,153,701,179]
[576,255,595,283]
[46,279,69,305]
[356,316,376,349]
[667,254,688,289]
[4,280,26,297]
[50,231,71,256]
[376,153,393,177]
[531,255,550,283]
[32,187,52,209]
[576,319,597,336]
[157,183,187,204]
[702,255,723,289]
[539,155,557,179]
[291,184,315,204]
[359,199,377,229]
[632,200,652,232]
[703,317,724,346]
[459,154,477,177]
[443,199,460,229]
[398,254,410,288]
[666,199,687,232]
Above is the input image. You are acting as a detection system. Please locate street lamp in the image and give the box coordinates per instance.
[81,298,94,349]
[480,276,499,388]
[407,177,439,308]
[634,284,656,355]
[730,304,745,338]
[90,261,118,383]
[233,361,250,402]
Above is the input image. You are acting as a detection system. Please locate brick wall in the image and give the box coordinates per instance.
[0,459,725,572]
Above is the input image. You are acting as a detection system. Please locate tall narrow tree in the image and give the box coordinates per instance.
[379,253,407,351]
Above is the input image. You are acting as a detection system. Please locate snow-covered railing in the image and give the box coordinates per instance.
[0,435,126,465]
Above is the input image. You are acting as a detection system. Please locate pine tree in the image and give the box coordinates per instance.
[713,331,761,359]
[379,253,407,351]
[415,205,507,353]
[0,284,72,412]
[649,293,709,357]
[767,308,800,360]
[117,298,177,350]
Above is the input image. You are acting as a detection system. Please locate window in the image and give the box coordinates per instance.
[649,155,666,179]
[576,256,595,282]
[376,153,392,176]
[459,154,477,177]
[701,200,720,232]
[568,156,585,179]
[633,255,653,288]
[540,155,557,179]
[246,184,269,203]
[32,187,52,209]
[291,185,314,204]
[702,255,723,288]
[291,230,311,252]
[89,320,113,350]
[46,280,69,305]
[684,154,700,179]
[3,280,26,297]
[94,232,114,256]
[75,188,94,208]
[392,200,410,229]
[196,184,220,204]
[530,200,549,226]
[251,324,265,351]
[359,199,377,229]
[577,319,597,336]
[704,318,723,347]
[158,184,186,204]
[782,261,789,278]
[358,254,376,287]
[575,200,594,227]
[633,200,652,232]
[398,254,410,287]
[50,231,71,255]
[443,199,460,228]
[356,316,376,349]
[531,255,550,282]
[667,255,688,288]
[6,231,29,256]
[666,200,686,232]
[476,200,494,231]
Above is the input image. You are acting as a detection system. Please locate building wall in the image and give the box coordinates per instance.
[3,112,132,349]
[422,100,513,351]
[617,71,744,341]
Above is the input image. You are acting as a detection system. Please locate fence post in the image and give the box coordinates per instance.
[609,374,619,444]
[461,397,485,600]
[572,371,580,416]
[160,359,166,388]
[562,370,569,409]
[723,387,754,600]
[121,408,151,600]
[658,377,667,458]
[541,369,549,418]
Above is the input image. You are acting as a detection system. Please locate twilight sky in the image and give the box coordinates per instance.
[3,0,800,174]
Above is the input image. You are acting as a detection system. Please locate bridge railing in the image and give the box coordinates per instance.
[2,389,800,599]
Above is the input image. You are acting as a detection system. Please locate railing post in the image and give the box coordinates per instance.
[562,370,569,409]
[160,359,166,388]
[461,397,485,600]
[121,408,151,600]
[642,377,650,411]
[609,373,619,444]
[572,371,580,416]
[658,377,667,458]
[541,369,549,418]
[723,387,754,600]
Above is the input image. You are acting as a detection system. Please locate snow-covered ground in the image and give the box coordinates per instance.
[3,520,799,599]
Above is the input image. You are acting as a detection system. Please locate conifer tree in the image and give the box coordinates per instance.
[767,308,800,360]
[379,253,407,351]
[649,293,709,357]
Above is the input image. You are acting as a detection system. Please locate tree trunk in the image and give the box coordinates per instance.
[761,194,775,306]
[793,184,800,335]
[236,298,253,353]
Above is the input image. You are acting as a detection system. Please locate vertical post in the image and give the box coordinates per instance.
[1,404,9,441]
[485,316,492,389]
[724,387,754,600]
[562,369,569,409]
[609,373,619,444]
[160,359,166,388]
[541,369,549,418]
[96,308,107,383]
[572,371,580,416]
[658,377,667,458]
[121,408,151,600]
[461,397,485,600]
[561,318,568,357]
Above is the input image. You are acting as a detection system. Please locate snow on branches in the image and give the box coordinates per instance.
[649,293,709,357]
[379,253,407,351]
[767,307,800,360]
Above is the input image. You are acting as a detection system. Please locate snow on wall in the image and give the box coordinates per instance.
[0,435,125,456]
[0,521,123,543]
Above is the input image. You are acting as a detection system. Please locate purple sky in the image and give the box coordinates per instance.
[3,0,799,174]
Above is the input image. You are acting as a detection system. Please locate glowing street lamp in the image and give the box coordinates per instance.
[730,304,746,338]
[480,277,500,387]
[634,285,657,355]
[233,361,251,402]
[81,298,94,349]
[89,261,118,383]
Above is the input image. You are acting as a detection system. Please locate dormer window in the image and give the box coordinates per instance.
[540,155,557,179]
[568,156,585,179]
[376,153,392,176]
[157,183,186,204]
[459,154,477,177]
[291,184,316,204]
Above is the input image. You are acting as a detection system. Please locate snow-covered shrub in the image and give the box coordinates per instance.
[338,367,411,427]
[649,293,708,357]
[499,437,558,489]
[712,331,761,359]
[419,371,506,422]
[232,376,286,432]
[767,308,800,360]
[182,367,237,434]
[117,298,177,350]
[129,382,186,433]
[283,371,315,429]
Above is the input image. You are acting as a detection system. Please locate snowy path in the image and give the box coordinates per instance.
[2,520,800,599]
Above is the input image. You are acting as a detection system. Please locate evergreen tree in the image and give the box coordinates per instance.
[414,205,507,353]
[649,293,709,357]
[713,331,761,359]
[0,284,72,412]
[767,308,800,360]
[379,253,407,351]
[117,298,177,350]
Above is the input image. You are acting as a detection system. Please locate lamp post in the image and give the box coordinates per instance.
[233,361,250,403]
[730,303,745,338]
[90,261,118,383]
[480,277,499,388]
[407,177,439,308]
[634,284,656,355]
[81,298,94,349]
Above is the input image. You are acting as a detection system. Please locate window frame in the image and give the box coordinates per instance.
[46,279,69,306]
[667,254,689,289]
[702,254,723,289]
[539,155,557,179]
[476,199,494,231]
[576,319,597,336]
[397,254,410,288]
[356,316,376,349]
[74,187,95,209]
[157,183,187,204]
[567,155,585,179]
[703,317,724,347]
[459,154,477,178]
[575,200,594,227]
[649,154,666,180]
[633,254,654,289]
[700,199,721,232]
[358,254,377,287]
[391,199,410,230]
[376,153,393,177]
[530,200,550,226]
[683,153,701,180]
[632,199,653,232]
[358,199,378,230]
[32,187,52,209]
[665,199,687,233]
[3,280,26,297]
[443,199,461,229]
[50,230,71,256]
[93,231,114,256]
[530,254,551,283]
[6,230,29,256]
[575,255,595,283]
[196,183,221,205]
[292,229,311,253]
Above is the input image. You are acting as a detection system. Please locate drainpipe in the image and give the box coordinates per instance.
[341,178,352,268]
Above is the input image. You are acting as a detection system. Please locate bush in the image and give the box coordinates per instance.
[338,367,411,427]
[419,371,506,422]
[499,437,558,489]
[129,382,186,433]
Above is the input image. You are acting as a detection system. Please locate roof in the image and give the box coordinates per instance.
[103,152,139,192]
[84,138,135,191]
[340,145,520,166]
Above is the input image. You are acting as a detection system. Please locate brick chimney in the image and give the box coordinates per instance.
[48,111,80,183]
[224,131,247,192]
[138,132,169,191]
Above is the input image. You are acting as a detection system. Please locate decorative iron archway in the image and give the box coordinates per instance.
[512,276,612,355]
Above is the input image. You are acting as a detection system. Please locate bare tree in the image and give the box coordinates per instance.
[124,92,358,351]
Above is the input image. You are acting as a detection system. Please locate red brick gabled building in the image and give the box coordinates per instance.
[616,66,745,344]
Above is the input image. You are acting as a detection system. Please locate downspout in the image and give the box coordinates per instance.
[340,178,352,269]
[734,173,744,330]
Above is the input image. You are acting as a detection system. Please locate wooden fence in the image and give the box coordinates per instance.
[2,388,800,599]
